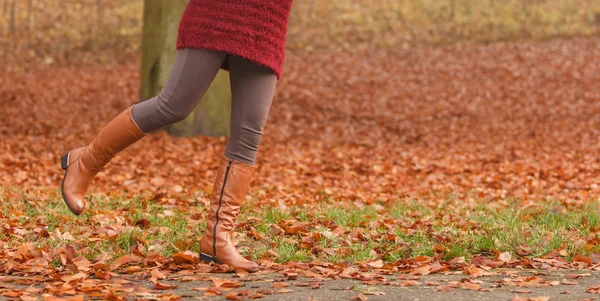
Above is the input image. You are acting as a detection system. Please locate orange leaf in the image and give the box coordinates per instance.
[172,252,198,264]
[463,282,481,291]
[285,222,311,234]
[367,260,384,269]
[151,268,167,280]
[226,293,241,300]
[134,218,151,229]
[272,282,289,288]
[154,282,177,290]
[400,280,418,287]
[350,294,368,301]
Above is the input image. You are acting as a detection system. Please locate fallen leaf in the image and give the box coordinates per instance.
[562,278,577,285]
[367,260,384,269]
[499,252,512,263]
[135,218,151,229]
[463,282,481,291]
[154,282,177,290]
[272,282,289,288]
[350,294,368,301]
[151,269,167,280]
[400,280,418,287]
[172,252,198,264]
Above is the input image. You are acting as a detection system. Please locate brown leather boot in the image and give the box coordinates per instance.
[60,106,145,215]
[199,156,259,272]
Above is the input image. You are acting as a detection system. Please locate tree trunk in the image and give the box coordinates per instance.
[27,0,33,49]
[94,0,103,39]
[140,0,231,137]
[9,0,16,40]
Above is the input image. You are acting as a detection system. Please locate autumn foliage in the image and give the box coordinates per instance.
[2,0,600,300]
[2,36,600,299]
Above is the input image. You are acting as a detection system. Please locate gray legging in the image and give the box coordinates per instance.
[132,48,277,165]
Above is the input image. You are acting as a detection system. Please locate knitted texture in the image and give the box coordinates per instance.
[176,0,293,79]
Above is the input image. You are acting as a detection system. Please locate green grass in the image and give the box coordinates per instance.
[290,0,600,51]
[263,207,290,224]
[275,239,312,263]
[320,206,378,228]
[2,186,600,270]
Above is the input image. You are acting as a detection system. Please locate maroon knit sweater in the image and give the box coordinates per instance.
[176,0,293,79]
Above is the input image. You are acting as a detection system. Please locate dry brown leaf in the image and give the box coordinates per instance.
[285,222,311,234]
[235,269,249,278]
[134,218,151,229]
[350,294,368,301]
[498,252,512,263]
[463,282,481,291]
[561,278,577,285]
[410,265,431,276]
[204,287,222,296]
[154,282,177,290]
[400,280,418,287]
[211,278,242,289]
[151,269,167,280]
[528,297,550,301]
[515,245,532,256]
[565,274,586,279]
[225,292,245,300]
[367,260,384,269]
[272,282,289,288]
[512,289,532,294]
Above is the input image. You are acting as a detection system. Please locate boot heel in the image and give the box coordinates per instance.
[61,153,69,170]
[201,253,220,264]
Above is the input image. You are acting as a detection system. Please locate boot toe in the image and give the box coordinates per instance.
[69,200,85,215]
[62,191,85,215]
[237,259,259,272]
[245,264,259,273]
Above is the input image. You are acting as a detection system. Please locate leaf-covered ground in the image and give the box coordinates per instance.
[1,37,600,299]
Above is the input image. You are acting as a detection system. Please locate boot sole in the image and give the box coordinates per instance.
[200,253,259,272]
[60,152,81,216]
[200,253,222,264]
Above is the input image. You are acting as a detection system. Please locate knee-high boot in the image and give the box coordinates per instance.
[60,106,146,215]
[199,156,259,272]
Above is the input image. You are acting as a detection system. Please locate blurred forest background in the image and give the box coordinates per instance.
[1,0,600,65]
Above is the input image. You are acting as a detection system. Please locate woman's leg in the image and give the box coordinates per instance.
[200,55,277,272]
[225,56,278,165]
[61,48,227,215]
[132,49,227,132]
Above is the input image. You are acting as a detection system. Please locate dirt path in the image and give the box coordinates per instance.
[2,270,600,300]
[148,270,600,301]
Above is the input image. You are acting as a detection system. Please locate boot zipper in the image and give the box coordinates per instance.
[213,159,233,258]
